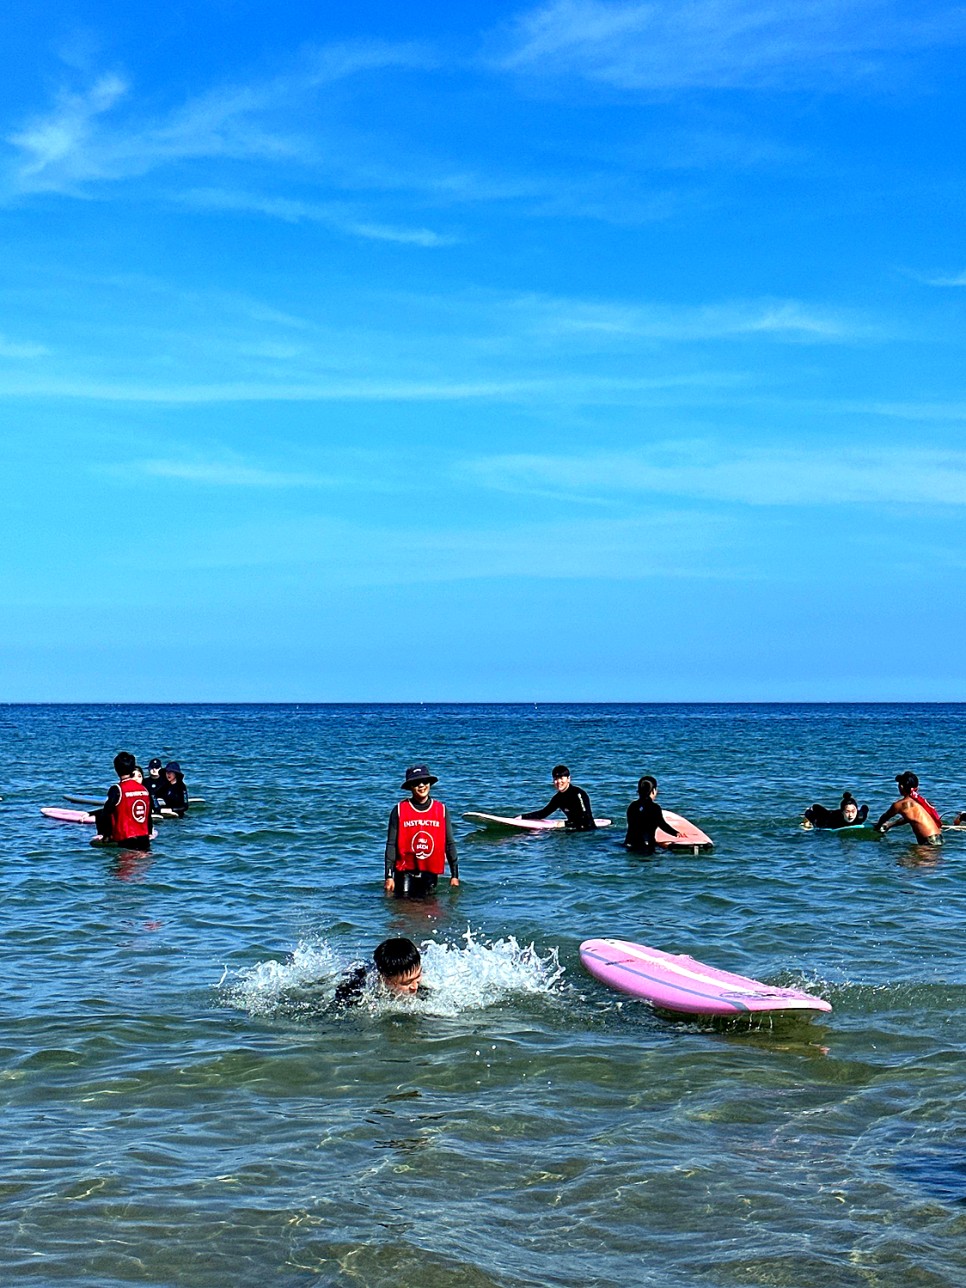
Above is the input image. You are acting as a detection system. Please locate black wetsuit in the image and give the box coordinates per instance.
[385,800,459,898]
[160,776,189,816]
[805,804,869,829]
[624,797,678,855]
[333,965,372,1007]
[144,772,166,813]
[522,784,596,831]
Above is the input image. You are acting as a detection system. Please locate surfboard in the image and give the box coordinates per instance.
[462,812,612,831]
[651,810,713,852]
[64,794,205,807]
[579,938,832,1019]
[42,807,95,824]
[802,821,880,838]
[43,806,177,823]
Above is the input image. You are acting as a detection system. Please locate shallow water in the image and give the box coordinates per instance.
[3,703,966,1287]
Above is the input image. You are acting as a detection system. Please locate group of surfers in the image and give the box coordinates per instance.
[802,771,961,846]
[91,751,190,850]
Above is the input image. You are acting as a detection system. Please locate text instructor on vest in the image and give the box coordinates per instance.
[385,765,460,898]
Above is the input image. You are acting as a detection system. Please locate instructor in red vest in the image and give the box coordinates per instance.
[385,765,460,899]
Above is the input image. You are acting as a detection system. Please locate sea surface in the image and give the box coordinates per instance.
[3,703,966,1288]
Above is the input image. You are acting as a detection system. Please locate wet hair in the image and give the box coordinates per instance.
[552,764,570,779]
[896,771,919,794]
[840,792,857,808]
[113,750,137,777]
[373,937,421,981]
[638,776,657,796]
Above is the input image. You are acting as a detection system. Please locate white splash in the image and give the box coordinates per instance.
[220,928,565,1020]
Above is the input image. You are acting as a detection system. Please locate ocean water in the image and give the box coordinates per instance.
[2,703,966,1288]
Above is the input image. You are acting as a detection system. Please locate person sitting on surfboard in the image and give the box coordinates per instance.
[802,792,869,830]
[144,758,166,812]
[385,765,460,898]
[334,937,424,1006]
[159,761,189,816]
[624,776,682,855]
[874,772,943,845]
[521,765,596,831]
[91,751,153,851]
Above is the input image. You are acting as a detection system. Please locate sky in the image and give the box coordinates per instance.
[2,0,966,701]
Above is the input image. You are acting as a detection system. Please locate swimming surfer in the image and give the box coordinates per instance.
[91,751,153,851]
[874,771,943,845]
[802,792,869,830]
[385,765,460,898]
[624,776,682,854]
[334,937,424,1006]
[521,765,596,831]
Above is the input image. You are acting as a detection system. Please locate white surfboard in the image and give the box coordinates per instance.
[462,812,612,831]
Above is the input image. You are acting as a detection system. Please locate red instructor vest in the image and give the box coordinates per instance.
[395,798,447,875]
[112,778,152,842]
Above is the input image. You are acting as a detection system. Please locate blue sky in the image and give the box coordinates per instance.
[2,0,966,700]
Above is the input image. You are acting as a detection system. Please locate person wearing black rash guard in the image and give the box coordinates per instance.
[522,765,596,831]
[385,765,460,899]
[334,938,424,1007]
[160,761,189,816]
[144,758,166,812]
[624,776,682,855]
[803,792,869,830]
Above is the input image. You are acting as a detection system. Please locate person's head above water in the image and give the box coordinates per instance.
[896,771,919,796]
[401,764,437,805]
[147,758,163,777]
[113,750,137,778]
[840,792,859,823]
[637,775,657,798]
[551,764,570,787]
[373,937,422,994]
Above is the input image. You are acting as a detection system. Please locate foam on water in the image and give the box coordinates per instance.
[220,928,565,1020]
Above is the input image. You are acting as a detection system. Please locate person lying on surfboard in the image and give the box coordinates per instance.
[385,765,460,898]
[623,776,682,854]
[874,771,943,845]
[521,765,596,831]
[802,792,869,830]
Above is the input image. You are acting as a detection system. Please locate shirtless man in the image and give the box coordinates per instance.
[874,771,943,845]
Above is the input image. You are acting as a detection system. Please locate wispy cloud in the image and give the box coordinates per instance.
[912,269,966,287]
[0,335,49,359]
[3,41,433,197]
[178,187,459,246]
[497,0,966,91]
[512,293,873,343]
[459,442,966,506]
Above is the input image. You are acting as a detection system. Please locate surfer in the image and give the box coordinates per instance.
[159,762,189,816]
[874,772,943,845]
[144,758,166,811]
[385,765,460,898]
[521,765,596,831]
[802,792,869,830]
[624,776,682,854]
[91,751,153,851]
[334,937,424,1006]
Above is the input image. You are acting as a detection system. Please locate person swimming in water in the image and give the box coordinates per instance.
[874,771,943,845]
[521,765,596,831]
[802,792,869,830]
[624,776,682,855]
[334,937,424,1006]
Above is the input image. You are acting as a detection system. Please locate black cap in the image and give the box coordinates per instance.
[148,758,163,770]
[401,764,438,789]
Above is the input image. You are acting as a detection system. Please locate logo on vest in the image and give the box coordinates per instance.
[132,801,148,824]
[412,831,435,859]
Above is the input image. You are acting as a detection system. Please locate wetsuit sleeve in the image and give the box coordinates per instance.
[857,805,868,823]
[444,807,459,879]
[575,788,595,829]
[654,806,678,836]
[334,965,370,1007]
[385,805,400,879]
[522,792,562,821]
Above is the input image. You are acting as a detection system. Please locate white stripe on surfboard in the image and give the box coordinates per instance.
[597,939,780,997]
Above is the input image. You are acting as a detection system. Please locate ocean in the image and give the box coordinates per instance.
[3,703,966,1287]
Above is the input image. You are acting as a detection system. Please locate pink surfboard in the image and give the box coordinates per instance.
[579,938,832,1018]
[42,807,95,824]
[653,810,713,852]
